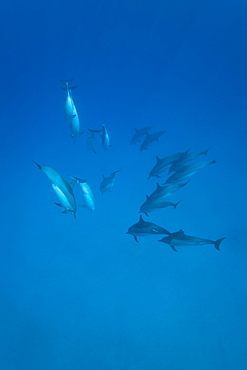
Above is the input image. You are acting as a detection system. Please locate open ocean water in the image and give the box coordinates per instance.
[1,0,247,369]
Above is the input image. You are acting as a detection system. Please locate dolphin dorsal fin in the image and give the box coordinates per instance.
[139,215,144,222]
[156,183,162,189]
[146,194,150,200]
[156,156,161,163]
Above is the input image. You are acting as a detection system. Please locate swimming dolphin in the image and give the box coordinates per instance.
[61,80,83,143]
[139,195,181,216]
[70,176,95,214]
[86,128,102,153]
[158,230,226,252]
[149,181,190,199]
[148,150,189,179]
[32,160,77,218]
[99,170,121,195]
[101,122,110,150]
[165,160,216,184]
[139,131,166,152]
[168,148,210,173]
[126,215,170,242]
[131,126,152,145]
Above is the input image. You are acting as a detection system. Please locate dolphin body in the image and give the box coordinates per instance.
[168,149,209,173]
[70,176,95,214]
[139,195,181,216]
[86,128,102,153]
[101,123,110,150]
[61,80,83,143]
[126,215,170,242]
[32,160,77,218]
[158,230,226,252]
[165,160,216,184]
[99,170,121,195]
[148,150,189,179]
[140,131,166,152]
[149,181,190,200]
[131,126,152,145]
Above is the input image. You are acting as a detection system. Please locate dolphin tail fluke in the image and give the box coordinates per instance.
[214,237,226,251]
[32,159,42,170]
[88,129,102,133]
[174,200,182,209]
[69,175,86,184]
[60,79,73,85]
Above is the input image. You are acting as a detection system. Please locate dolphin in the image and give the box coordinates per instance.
[101,122,110,150]
[131,126,152,145]
[158,230,226,252]
[126,215,170,242]
[140,195,182,216]
[165,160,216,184]
[149,181,190,199]
[148,150,189,179]
[139,131,166,152]
[86,128,102,153]
[168,148,210,173]
[32,160,77,218]
[99,170,121,195]
[70,176,95,214]
[61,80,83,143]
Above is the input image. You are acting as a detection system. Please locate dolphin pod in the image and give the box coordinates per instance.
[33,85,225,253]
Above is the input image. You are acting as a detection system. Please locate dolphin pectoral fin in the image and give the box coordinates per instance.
[61,210,69,214]
[170,245,178,252]
[79,131,84,135]
[54,202,62,207]
[134,236,139,243]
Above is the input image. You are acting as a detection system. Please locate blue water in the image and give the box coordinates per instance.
[1,0,247,369]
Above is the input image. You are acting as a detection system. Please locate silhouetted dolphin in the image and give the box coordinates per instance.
[149,181,190,199]
[168,148,209,173]
[140,195,181,216]
[61,80,83,143]
[148,150,189,179]
[140,131,166,152]
[158,230,226,252]
[100,170,121,195]
[165,160,216,184]
[126,215,170,242]
[86,128,102,153]
[131,126,152,145]
[70,176,95,214]
[32,160,77,218]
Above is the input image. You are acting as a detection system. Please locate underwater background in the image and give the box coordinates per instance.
[1,0,247,369]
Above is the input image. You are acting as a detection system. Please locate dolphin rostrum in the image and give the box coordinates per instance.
[126,215,170,242]
[33,160,77,218]
[158,230,226,252]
